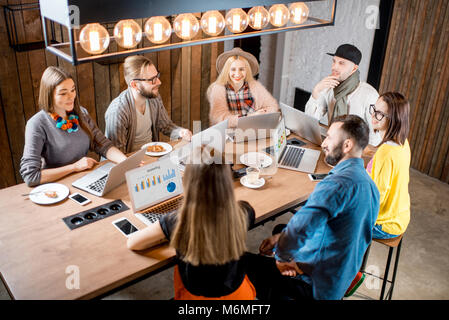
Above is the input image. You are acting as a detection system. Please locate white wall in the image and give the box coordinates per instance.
[259,0,380,106]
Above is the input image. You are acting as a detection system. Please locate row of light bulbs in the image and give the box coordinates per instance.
[79,3,309,55]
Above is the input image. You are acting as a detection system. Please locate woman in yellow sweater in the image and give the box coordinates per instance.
[345,92,410,297]
[368,92,411,239]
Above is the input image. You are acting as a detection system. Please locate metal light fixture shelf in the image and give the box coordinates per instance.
[3,2,56,52]
[39,0,337,65]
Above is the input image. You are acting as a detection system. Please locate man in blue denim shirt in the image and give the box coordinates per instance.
[256,115,380,300]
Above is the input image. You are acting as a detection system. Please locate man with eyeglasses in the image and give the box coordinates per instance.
[105,55,192,153]
[305,44,381,147]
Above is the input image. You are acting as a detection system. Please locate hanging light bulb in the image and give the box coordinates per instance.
[145,16,172,44]
[79,23,110,55]
[200,10,225,36]
[248,6,269,30]
[289,2,309,25]
[173,13,199,40]
[269,4,290,27]
[225,8,248,33]
[114,19,142,49]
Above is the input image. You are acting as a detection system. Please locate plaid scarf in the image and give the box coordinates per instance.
[225,81,255,117]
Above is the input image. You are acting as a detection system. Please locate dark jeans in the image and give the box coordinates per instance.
[244,253,314,300]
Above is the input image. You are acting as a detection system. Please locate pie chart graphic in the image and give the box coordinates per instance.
[167,182,176,193]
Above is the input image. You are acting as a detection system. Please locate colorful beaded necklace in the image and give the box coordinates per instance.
[50,111,79,133]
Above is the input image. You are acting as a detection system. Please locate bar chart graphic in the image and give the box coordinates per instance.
[127,159,183,211]
[134,175,163,192]
[163,169,176,181]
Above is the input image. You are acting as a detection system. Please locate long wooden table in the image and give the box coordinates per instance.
[0,134,330,300]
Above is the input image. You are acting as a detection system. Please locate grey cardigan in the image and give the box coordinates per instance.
[104,88,182,154]
[20,107,113,187]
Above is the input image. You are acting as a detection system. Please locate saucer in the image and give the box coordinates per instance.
[240,176,265,189]
[240,152,273,168]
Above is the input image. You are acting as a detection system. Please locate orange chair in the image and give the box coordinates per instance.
[173,265,256,300]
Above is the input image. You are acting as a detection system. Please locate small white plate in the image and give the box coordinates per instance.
[240,152,273,168]
[141,142,173,157]
[240,176,265,189]
[29,183,69,205]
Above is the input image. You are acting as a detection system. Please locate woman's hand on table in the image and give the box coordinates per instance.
[72,157,98,172]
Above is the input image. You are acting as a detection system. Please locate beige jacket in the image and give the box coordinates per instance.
[207,80,279,127]
[105,88,182,154]
[305,82,381,146]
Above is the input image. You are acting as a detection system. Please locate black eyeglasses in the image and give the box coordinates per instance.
[369,104,389,121]
[132,72,161,85]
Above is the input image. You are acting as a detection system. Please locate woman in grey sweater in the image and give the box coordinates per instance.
[20,66,127,187]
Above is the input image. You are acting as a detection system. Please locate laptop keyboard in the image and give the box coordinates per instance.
[280,146,305,168]
[87,174,108,193]
[139,196,184,224]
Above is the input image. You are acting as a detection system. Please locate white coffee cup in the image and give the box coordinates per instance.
[246,167,260,184]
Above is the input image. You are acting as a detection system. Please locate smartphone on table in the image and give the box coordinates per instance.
[69,193,91,205]
[308,173,328,181]
[112,217,139,237]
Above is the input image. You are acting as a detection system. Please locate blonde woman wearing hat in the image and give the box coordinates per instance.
[207,47,279,127]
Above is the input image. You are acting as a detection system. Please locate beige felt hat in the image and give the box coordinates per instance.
[216,47,259,76]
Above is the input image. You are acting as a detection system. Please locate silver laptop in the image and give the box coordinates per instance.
[72,149,146,196]
[232,112,281,142]
[167,119,229,169]
[125,158,184,226]
[280,103,323,145]
[272,118,321,173]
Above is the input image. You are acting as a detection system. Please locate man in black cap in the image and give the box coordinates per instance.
[305,44,381,146]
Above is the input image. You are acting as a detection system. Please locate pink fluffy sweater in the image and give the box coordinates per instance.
[207,80,279,127]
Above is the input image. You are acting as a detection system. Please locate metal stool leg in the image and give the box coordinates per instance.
[387,239,403,300]
[380,246,393,300]
[361,244,371,273]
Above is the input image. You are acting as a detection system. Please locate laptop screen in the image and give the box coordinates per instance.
[125,158,183,212]
[272,118,287,162]
[170,119,229,165]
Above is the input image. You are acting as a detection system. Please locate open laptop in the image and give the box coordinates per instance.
[232,112,281,142]
[280,103,324,145]
[167,119,229,170]
[72,148,146,197]
[272,117,321,173]
[125,157,184,226]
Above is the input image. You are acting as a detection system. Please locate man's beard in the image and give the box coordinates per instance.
[324,140,344,166]
[137,84,158,99]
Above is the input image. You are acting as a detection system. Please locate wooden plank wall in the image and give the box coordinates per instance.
[0,1,223,189]
[379,0,449,183]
